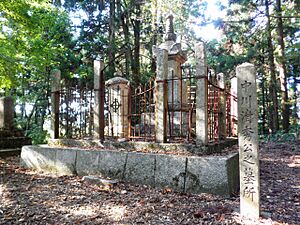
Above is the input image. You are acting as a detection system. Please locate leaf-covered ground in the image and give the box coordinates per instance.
[0,140,299,225]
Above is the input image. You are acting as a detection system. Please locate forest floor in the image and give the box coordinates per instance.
[0,140,299,225]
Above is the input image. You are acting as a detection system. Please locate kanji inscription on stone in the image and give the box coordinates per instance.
[237,63,260,219]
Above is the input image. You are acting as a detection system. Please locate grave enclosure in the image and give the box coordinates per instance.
[49,15,238,146]
[21,15,259,209]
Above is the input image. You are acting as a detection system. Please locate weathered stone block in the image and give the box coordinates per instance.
[98,150,127,179]
[55,148,77,175]
[124,152,155,186]
[76,150,100,176]
[155,154,186,192]
[20,145,56,172]
[186,156,227,195]
[226,153,239,195]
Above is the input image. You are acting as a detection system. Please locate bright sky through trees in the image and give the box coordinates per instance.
[194,0,228,40]
[68,0,228,41]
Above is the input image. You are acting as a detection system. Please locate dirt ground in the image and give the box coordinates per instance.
[0,140,299,225]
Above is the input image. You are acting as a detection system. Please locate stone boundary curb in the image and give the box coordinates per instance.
[20,145,239,196]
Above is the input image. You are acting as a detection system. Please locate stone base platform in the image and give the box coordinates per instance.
[20,143,239,197]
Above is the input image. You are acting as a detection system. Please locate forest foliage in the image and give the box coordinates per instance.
[0,0,299,143]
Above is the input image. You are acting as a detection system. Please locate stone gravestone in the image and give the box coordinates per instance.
[0,96,31,152]
[0,96,14,130]
[236,63,260,218]
[105,76,130,139]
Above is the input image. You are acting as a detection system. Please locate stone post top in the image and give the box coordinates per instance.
[217,73,225,81]
[105,77,130,86]
[0,96,13,100]
[50,69,61,75]
[237,62,255,68]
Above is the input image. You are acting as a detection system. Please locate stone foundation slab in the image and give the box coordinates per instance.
[20,145,239,196]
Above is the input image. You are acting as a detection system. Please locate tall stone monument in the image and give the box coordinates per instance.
[153,14,188,140]
[158,14,187,107]
[237,63,260,218]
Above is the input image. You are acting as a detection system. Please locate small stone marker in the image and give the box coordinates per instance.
[236,63,260,218]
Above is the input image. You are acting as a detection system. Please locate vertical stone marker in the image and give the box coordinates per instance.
[236,63,260,218]
[51,69,61,139]
[94,60,105,141]
[155,49,168,143]
[195,42,208,146]
[218,73,226,140]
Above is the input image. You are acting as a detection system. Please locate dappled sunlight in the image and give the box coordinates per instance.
[232,212,288,225]
[66,205,97,217]
[287,155,300,168]
[101,204,127,220]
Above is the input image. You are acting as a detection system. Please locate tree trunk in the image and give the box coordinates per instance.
[132,2,141,86]
[150,0,158,73]
[265,0,279,133]
[120,11,132,78]
[109,0,116,77]
[275,0,289,132]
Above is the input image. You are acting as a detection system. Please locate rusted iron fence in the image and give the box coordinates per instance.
[128,78,156,141]
[207,76,220,142]
[59,79,94,138]
[226,91,238,137]
[165,66,197,143]
[56,72,236,143]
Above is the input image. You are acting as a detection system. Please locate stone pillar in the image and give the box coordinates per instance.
[231,77,238,136]
[237,63,260,219]
[0,96,14,130]
[51,69,61,139]
[218,73,226,140]
[94,60,105,141]
[195,42,208,146]
[105,77,130,139]
[155,49,168,143]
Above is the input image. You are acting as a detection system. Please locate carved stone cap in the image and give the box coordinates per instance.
[105,77,130,86]
[164,14,177,42]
